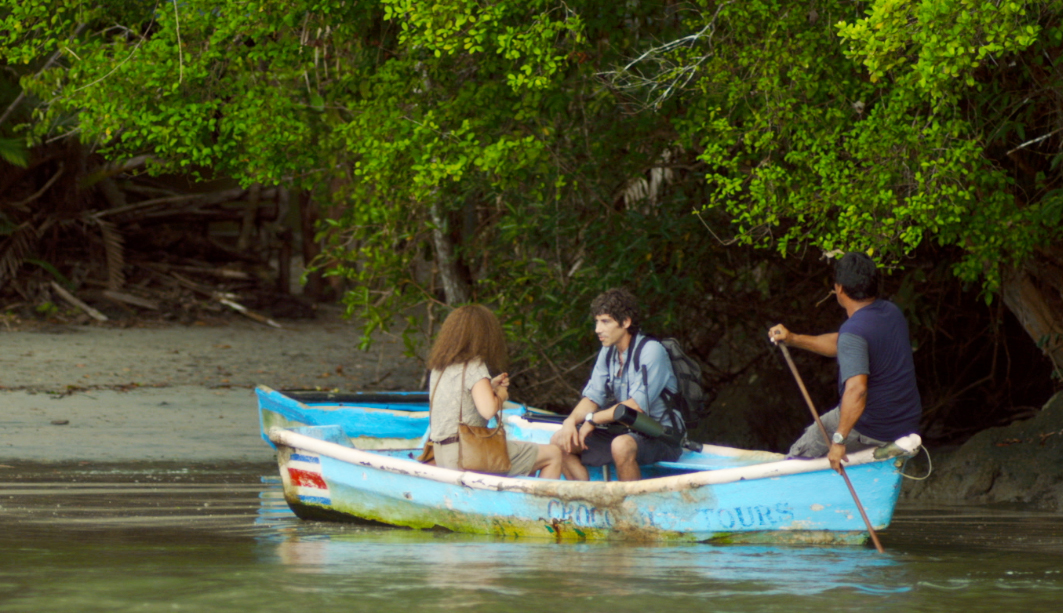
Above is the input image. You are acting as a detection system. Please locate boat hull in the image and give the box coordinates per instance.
[257,385,547,449]
[257,385,431,449]
[272,426,916,545]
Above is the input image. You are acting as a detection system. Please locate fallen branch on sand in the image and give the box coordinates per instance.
[50,281,109,322]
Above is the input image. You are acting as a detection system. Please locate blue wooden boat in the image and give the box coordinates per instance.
[257,385,432,449]
[257,384,552,449]
[259,386,922,544]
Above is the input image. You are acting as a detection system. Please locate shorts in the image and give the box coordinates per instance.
[433,438,540,476]
[579,429,682,467]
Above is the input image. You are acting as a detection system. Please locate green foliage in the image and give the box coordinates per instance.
[11,0,1063,393]
[0,0,88,64]
[838,0,1041,96]
[320,0,704,364]
[655,0,1063,295]
[0,137,27,166]
[834,0,1063,290]
[4,0,711,382]
[382,0,583,89]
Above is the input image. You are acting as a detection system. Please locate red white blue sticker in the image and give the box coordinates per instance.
[287,452,331,505]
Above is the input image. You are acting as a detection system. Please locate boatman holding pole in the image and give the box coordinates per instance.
[769,252,922,472]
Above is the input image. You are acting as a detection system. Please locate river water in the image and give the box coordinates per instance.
[2,464,1062,613]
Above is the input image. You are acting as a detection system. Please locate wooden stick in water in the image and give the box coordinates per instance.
[778,342,885,553]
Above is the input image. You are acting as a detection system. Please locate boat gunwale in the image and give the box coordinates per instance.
[258,385,431,419]
[262,385,831,464]
[269,428,920,497]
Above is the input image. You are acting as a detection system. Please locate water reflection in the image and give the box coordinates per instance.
[256,475,910,597]
[264,531,910,594]
[2,466,1062,613]
[249,478,1063,611]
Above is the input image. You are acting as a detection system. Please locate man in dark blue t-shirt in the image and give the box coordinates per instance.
[768,252,922,472]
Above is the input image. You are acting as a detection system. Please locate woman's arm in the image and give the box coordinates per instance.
[470,377,505,420]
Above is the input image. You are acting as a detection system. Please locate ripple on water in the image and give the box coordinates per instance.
[1,467,1063,613]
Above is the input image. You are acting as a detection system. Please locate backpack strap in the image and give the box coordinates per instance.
[630,334,685,436]
[630,334,652,371]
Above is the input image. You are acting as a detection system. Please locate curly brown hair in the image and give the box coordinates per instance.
[426,304,509,374]
[590,288,639,334]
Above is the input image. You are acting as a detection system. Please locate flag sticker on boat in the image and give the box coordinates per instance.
[291,453,320,464]
[287,452,331,505]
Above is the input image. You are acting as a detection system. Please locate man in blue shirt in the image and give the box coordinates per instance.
[769,253,922,472]
[550,288,684,481]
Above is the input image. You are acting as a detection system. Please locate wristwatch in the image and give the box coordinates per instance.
[584,412,596,427]
[831,431,846,445]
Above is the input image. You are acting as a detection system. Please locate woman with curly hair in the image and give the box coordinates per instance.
[427,304,562,478]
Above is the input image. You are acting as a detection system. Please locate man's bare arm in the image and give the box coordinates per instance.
[828,374,868,472]
[551,397,600,453]
[769,324,839,357]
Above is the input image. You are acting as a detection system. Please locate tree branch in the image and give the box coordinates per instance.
[0,23,88,128]
[4,163,65,211]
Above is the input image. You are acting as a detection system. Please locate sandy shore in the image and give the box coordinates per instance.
[0,310,423,463]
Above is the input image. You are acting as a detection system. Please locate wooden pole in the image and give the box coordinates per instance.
[778,342,885,553]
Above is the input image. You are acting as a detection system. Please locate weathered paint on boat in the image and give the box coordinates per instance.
[270,425,920,544]
[257,385,432,449]
[257,385,532,449]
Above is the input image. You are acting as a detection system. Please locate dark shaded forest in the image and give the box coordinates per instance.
[3,1,1062,453]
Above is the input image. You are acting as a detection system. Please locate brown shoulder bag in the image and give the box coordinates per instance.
[449,363,512,474]
[458,418,511,475]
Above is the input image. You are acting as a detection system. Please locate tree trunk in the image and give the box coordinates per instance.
[276,187,292,295]
[1001,253,1063,378]
[236,182,261,253]
[298,189,326,300]
[429,199,470,305]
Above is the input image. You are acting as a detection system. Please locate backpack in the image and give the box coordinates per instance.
[631,335,706,433]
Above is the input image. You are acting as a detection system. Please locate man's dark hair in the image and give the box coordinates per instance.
[590,288,639,334]
[834,252,879,300]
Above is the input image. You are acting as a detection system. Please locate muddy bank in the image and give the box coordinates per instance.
[0,310,423,464]
[2,386,275,463]
[4,311,1062,512]
[903,391,1063,511]
[0,310,421,393]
